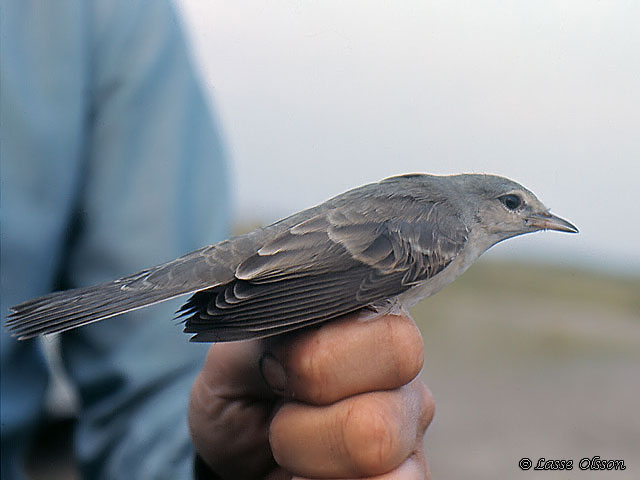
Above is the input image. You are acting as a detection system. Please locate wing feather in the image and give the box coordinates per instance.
[184,198,468,341]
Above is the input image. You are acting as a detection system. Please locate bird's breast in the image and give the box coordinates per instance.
[391,234,488,310]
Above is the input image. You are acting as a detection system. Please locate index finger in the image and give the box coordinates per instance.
[263,312,424,405]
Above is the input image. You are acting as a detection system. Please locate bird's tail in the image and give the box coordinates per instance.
[5,270,192,340]
[4,239,228,341]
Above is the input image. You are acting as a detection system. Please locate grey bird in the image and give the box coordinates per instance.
[7,173,578,342]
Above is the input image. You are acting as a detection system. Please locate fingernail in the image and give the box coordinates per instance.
[259,353,287,395]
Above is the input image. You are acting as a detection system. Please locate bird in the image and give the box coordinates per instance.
[7,173,578,342]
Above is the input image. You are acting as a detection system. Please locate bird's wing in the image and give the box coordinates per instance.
[183,197,469,341]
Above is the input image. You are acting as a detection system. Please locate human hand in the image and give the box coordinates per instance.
[189,312,434,479]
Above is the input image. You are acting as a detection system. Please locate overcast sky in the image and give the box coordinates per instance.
[176,1,639,273]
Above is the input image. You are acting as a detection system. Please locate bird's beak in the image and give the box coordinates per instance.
[527,211,579,233]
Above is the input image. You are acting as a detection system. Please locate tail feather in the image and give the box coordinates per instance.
[5,243,241,340]
[7,280,192,340]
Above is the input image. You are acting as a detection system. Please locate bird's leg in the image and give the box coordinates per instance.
[358,299,408,322]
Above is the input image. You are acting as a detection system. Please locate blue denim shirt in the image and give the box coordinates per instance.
[1,1,229,478]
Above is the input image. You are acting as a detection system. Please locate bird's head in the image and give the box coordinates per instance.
[450,174,578,244]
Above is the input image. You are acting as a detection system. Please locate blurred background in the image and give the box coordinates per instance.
[27,1,638,479]
[179,0,639,273]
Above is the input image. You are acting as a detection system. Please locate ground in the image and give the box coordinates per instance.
[418,260,639,479]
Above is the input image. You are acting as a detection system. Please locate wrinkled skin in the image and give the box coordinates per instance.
[189,312,434,479]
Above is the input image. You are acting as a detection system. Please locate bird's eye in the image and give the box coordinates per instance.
[499,194,522,211]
